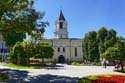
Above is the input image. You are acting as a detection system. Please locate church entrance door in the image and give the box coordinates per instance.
[58,55,65,63]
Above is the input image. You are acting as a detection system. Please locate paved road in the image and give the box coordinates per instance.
[0,64,124,83]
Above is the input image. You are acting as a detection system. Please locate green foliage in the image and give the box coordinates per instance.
[35,42,54,62]
[0,0,46,33]
[78,78,92,83]
[71,62,85,66]
[10,41,54,65]
[96,27,108,42]
[10,41,27,65]
[1,31,26,48]
[0,0,49,49]
[3,63,41,69]
[78,75,97,83]
[83,31,99,62]
[82,27,125,63]
[102,47,119,61]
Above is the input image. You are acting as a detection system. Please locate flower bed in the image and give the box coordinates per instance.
[79,75,125,83]
[92,75,125,83]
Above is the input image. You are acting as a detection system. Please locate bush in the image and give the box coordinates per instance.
[78,78,92,83]
[71,62,85,66]
[92,62,101,66]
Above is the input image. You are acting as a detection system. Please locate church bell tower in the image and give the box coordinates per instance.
[54,10,68,39]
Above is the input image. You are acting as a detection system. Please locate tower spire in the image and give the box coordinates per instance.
[58,10,66,21]
[54,10,68,39]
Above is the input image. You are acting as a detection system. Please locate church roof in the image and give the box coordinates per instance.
[58,10,66,21]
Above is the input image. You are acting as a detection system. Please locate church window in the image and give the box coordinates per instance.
[75,48,77,56]
[58,47,60,52]
[59,22,63,29]
[63,48,65,52]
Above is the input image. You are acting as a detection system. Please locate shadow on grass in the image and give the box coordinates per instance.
[0,68,79,83]
[0,68,29,83]
[25,74,79,83]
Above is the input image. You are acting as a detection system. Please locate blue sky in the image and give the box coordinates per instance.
[34,0,125,39]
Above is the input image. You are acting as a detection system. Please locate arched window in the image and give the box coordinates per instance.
[59,22,63,29]
[58,48,60,52]
[63,48,65,52]
[75,48,77,56]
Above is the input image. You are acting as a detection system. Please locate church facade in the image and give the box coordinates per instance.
[41,10,83,63]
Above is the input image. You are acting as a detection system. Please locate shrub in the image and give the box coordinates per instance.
[78,78,92,83]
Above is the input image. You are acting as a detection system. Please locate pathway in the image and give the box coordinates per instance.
[0,64,124,83]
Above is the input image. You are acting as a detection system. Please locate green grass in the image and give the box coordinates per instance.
[3,63,41,69]
[71,62,85,66]
[71,62,101,66]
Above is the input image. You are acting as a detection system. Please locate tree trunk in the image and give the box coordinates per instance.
[17,57,20,65]
[27,58,30,67]
[41,58,45,66]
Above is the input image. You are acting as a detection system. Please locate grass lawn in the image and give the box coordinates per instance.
[78,74,125,83]
[71,62,101,66]
[3,63,41,69]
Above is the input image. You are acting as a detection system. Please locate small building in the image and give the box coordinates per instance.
[0,35,9,62]
[40,10,83,63]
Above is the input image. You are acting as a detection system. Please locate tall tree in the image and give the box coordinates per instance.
[97,27,108,42]
[0,0,48,49]
[104,29,117,48]
[35,42,54,64]
[97,27,108,58]
[10,41,26,65]
[83,31,99,62]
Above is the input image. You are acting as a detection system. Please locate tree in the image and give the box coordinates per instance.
[0,0,45,33]
[10,41,36,65]
[97,27,108,42]
[35,42,54,65]
[104,29,117,48]
[22,41,36,65]
[1,31,26,48]
[10,41,26,65]
[83,31,99,62]
[0,0,48,48]
[103,43,125,72]
[30,28,46,43]
[102,47,119,61]
[117,39,125,72]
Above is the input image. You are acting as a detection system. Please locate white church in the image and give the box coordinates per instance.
[41,10,83,63]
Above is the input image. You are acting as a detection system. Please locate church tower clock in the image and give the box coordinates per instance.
[54,10,68,39]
